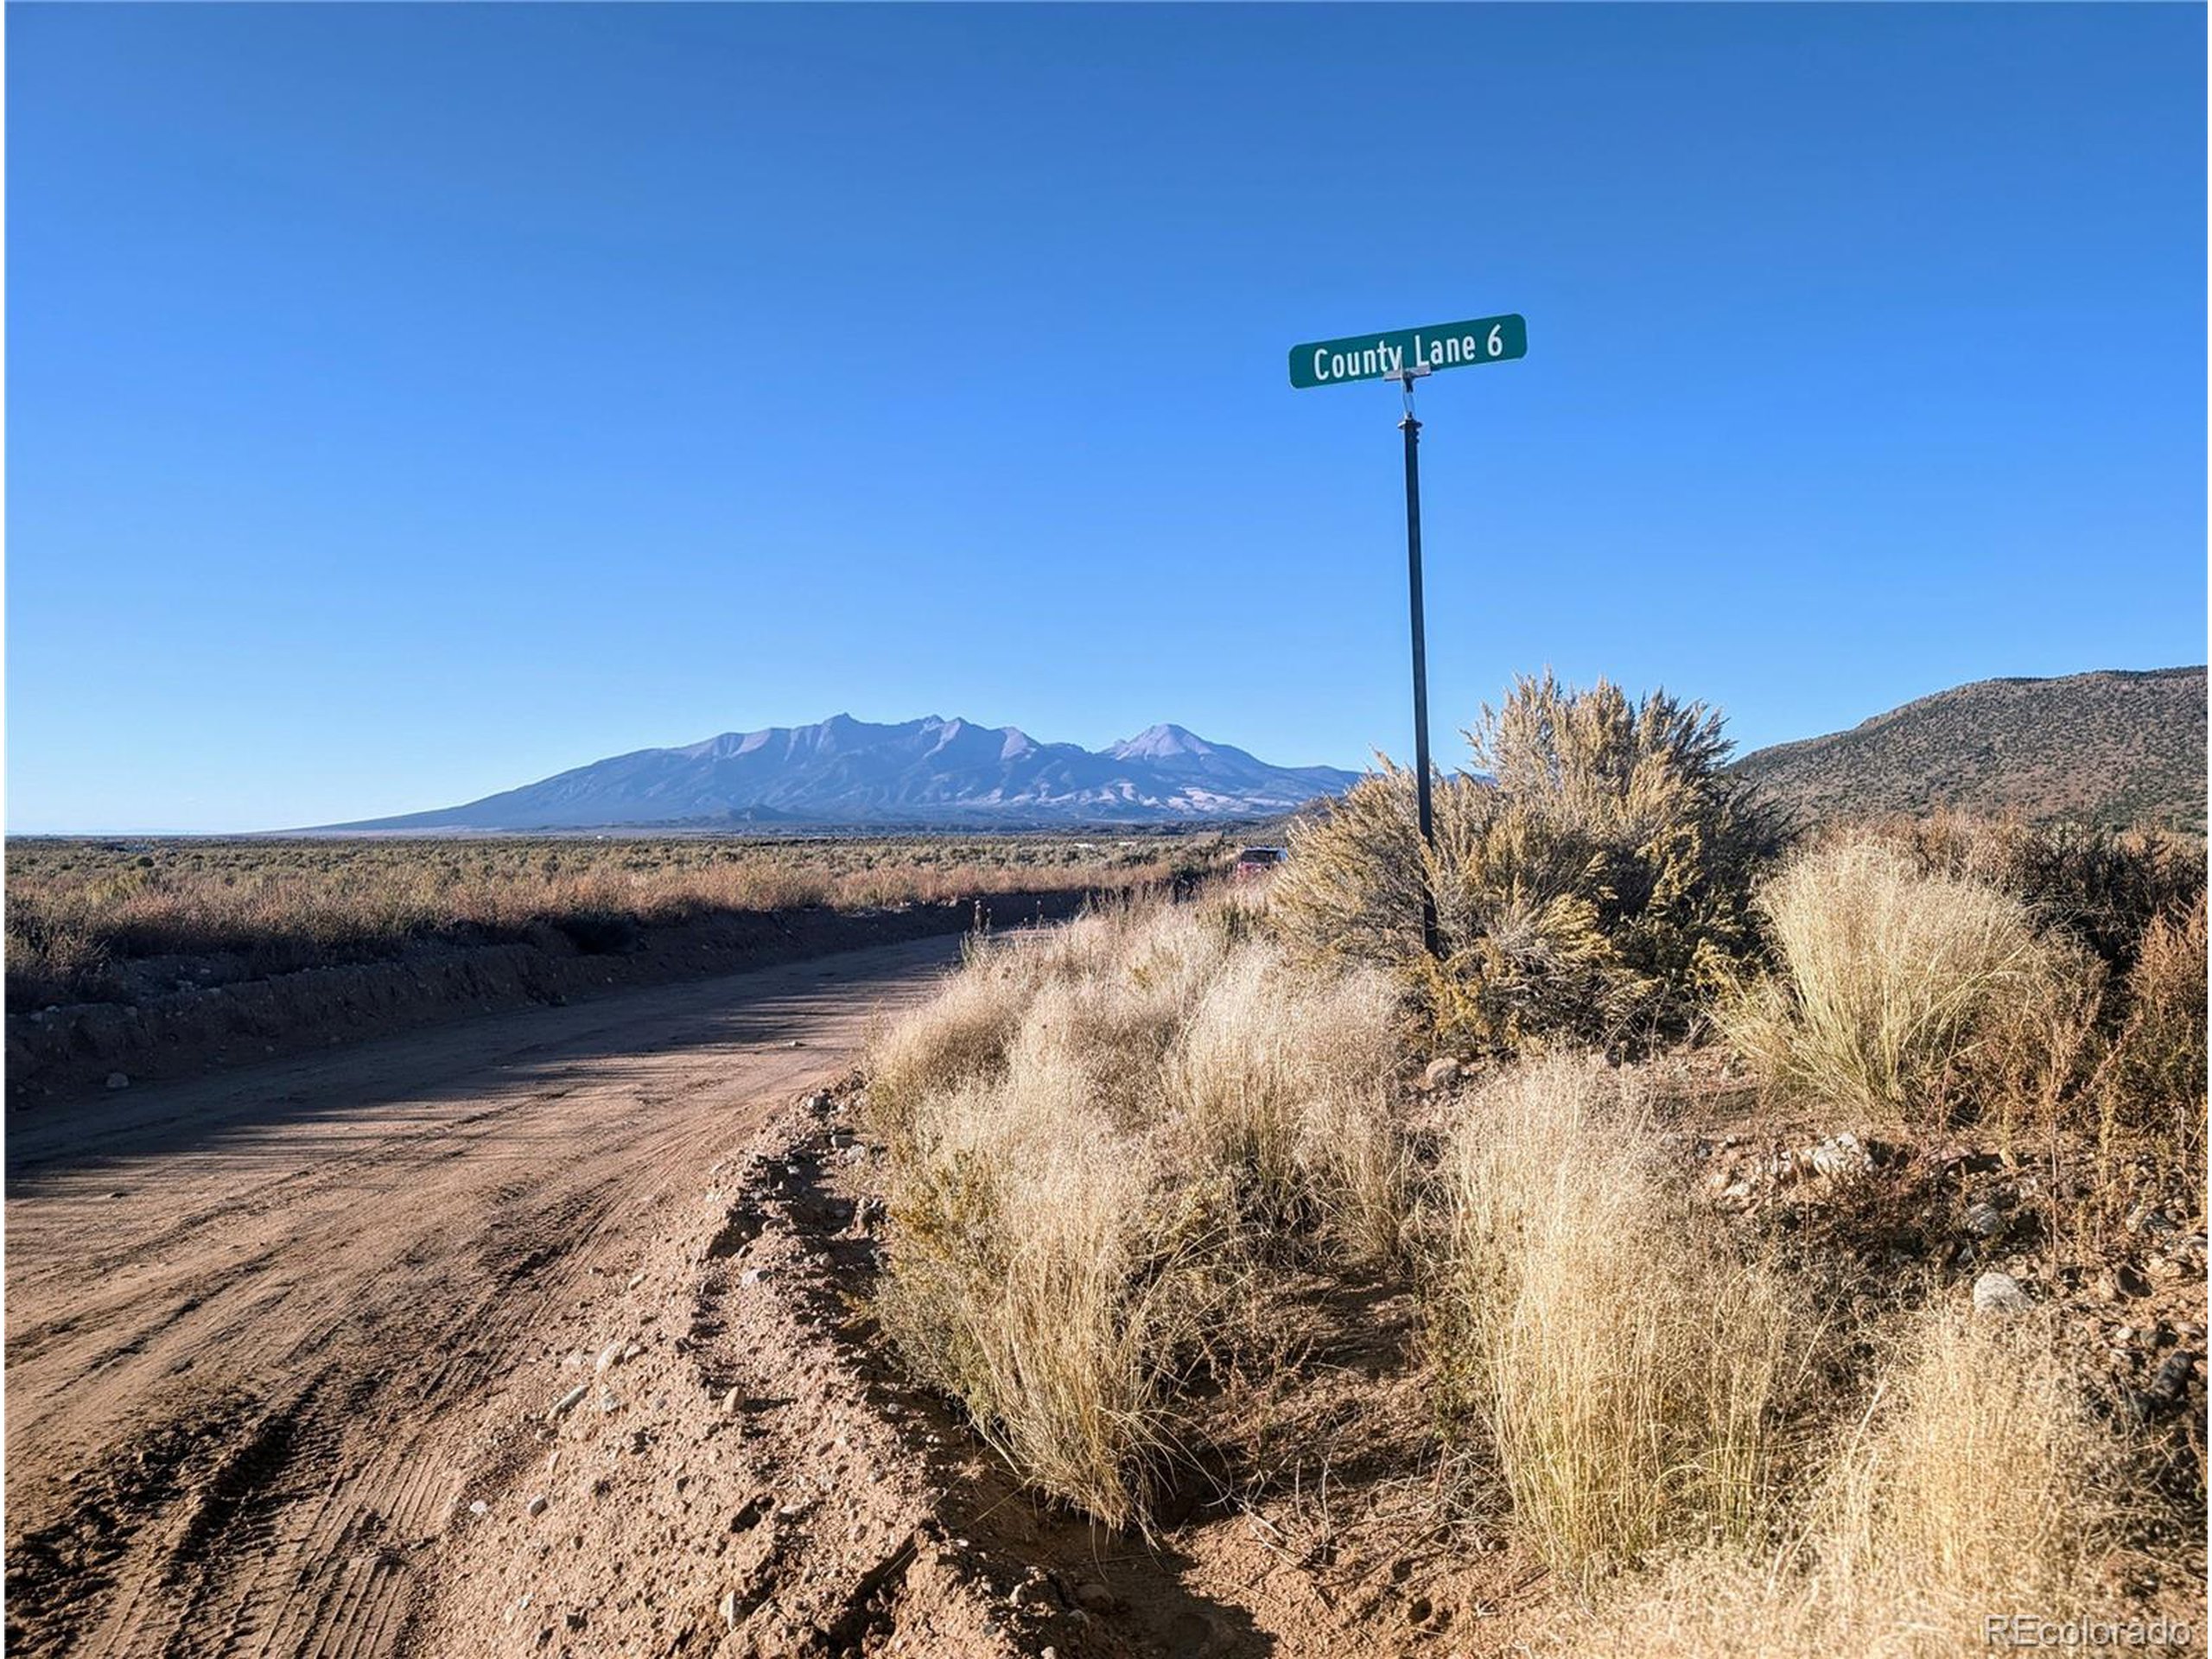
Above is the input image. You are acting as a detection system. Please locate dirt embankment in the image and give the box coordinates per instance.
[6,892,1086,1106]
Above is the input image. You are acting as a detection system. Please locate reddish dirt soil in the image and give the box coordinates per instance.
[3,934,975,1657]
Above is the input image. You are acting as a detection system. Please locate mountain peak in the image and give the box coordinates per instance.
[1110,722,1216,761]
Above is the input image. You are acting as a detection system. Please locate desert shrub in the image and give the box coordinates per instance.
[1465,673,1788,1002]
[3,910,116,1006]
[1275,675,1785,1058]
[1,833,1198,1006]
[2095,893,2209,1169]
[1721,836,2070,1123]
[1270,761,1480,970]
[1414,795,1643,1054]
[1952,940,2110,1151]
[1891,810,2206,980]
[1556,1309,2135,1657]
[1428,1053,1809,1577]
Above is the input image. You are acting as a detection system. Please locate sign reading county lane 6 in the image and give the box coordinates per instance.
[1289,313,1526,389]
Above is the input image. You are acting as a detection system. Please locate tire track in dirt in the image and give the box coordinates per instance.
[4,935,964,1658]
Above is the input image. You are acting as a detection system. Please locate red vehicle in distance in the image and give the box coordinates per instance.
[1232,847,1287,880]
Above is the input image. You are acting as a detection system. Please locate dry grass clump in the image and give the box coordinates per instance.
[1428,1053,1808,1578]
[874,1060,1240,1534]
[1720,835,2070,1124]
[862,947,1033,1146]
[1725,827,2207,1171]
[1275,675,1784,1058]
[869,892,1410,1529]
[864,895,1230,1143]
[1818,1309,2123,1607]
[1570,1308,2134,1657]
[1163,946,1407,1255]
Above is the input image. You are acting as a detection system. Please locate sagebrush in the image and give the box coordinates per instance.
[1274,673,1785,1058]
[5,833,1208,1006]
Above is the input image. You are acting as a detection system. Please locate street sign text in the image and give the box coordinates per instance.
[1288,314,1526,389]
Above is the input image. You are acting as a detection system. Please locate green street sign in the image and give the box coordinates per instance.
[1288,313,1526,389]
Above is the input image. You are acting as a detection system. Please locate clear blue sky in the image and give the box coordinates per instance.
[8,3,2204,832]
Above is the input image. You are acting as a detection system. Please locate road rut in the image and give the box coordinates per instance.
[4,933,963,1657]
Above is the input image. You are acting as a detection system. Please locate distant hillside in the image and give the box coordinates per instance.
[327,715,1361,832]
[1734,667,2207,831]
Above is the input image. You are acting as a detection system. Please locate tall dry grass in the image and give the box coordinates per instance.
[1429,1053,1810,1578]
[863,941,1038,1147]
[1571,1308,2133,1657]
[1817,1311,2122,1607]
[868,891,1409,1529]
[874,1063,1240,1533]
[1163,945,1408,1256]
[1720,835,2069,1124]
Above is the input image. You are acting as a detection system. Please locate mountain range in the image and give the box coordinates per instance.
[327,666,2207,835]
[331,716,1362,831]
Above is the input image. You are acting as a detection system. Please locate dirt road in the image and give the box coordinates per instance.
[4,933,964,1658]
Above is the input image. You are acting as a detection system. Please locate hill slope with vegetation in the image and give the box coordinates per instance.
[1734,666,2206,830]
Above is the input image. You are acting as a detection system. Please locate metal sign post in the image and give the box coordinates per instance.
[1395,365,1441,958]
[1287,313,1526,960]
